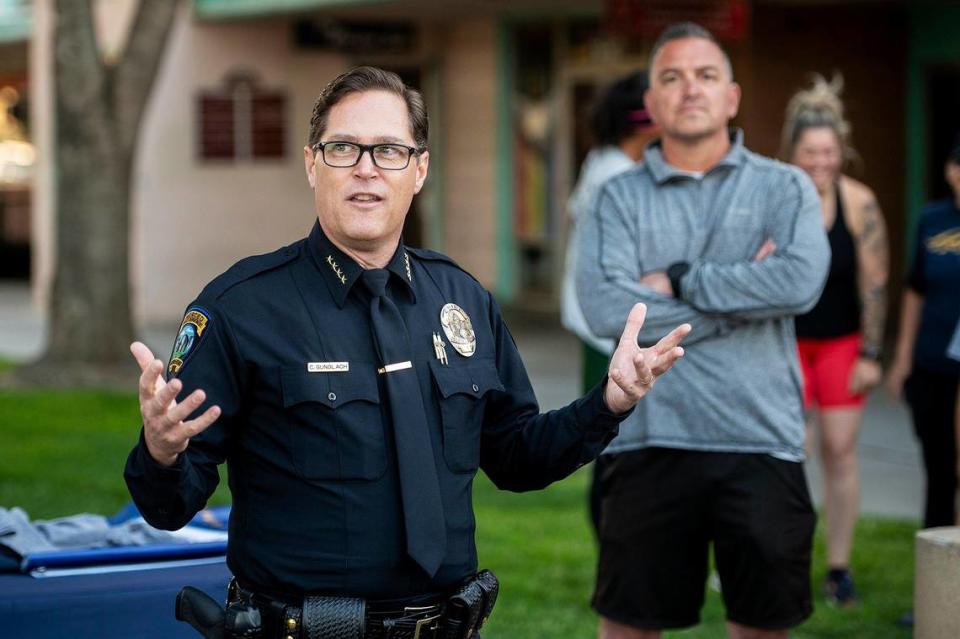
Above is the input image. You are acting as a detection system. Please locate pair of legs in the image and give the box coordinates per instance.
[593,450,814,639]
[599,616,786,639]
[797,334,866,572]
[805,407,862,569]
[582,339,611,539]
[905,369,960,527]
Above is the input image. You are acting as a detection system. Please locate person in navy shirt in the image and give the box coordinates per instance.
[124,67,688,638]
[888,134,960,529]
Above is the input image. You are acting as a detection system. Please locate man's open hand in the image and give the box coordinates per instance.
[131,341,221,467]
[603,304,691,414]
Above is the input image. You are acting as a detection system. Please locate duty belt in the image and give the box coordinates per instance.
[223,570,499,639]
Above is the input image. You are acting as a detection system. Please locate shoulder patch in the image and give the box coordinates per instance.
[168,306,211,376]
[406,246,484,286]
[201,240,302,300]
[405,246,459,266]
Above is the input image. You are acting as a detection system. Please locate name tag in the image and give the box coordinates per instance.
[307,362,349,373]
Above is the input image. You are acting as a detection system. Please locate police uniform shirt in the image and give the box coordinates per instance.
[124,221,627,601]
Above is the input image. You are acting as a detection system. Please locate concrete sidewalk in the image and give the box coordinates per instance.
[0,282,923,521]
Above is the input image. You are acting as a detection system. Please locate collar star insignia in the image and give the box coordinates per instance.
[326,255,347,284]
[403,252,412,282]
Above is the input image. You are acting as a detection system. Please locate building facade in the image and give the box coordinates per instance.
[5,0,960,330]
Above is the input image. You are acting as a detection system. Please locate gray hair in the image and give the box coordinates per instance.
[648,22,734,81]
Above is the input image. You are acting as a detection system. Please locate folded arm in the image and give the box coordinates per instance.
[575,188,734,347]
[675,169,830,320]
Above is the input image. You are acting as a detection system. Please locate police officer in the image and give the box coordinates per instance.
[124,67,689,639]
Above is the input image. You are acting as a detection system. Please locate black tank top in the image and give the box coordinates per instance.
[795,185,861,338]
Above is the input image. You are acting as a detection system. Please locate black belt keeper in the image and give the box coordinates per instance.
[442,569,499,639]
[302,596,365,639]
[474,570,499,629]
[442,582,482,639]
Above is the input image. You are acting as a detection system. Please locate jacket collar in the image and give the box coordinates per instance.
[643,128,746,184]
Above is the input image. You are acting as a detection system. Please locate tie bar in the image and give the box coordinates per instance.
[378,361,413,374]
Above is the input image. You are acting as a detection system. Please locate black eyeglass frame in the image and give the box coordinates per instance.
[311,141,425,170]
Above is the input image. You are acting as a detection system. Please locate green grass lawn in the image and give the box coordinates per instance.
[475,472,915,639]
[0,390,916,638]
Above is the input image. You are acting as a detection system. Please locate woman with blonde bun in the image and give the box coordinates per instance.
[782,74,889,607]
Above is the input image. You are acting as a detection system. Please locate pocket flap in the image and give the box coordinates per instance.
[429,359,504,400]
[281,364,380,408]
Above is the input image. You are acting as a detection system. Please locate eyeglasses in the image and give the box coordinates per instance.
[312,141,422,170]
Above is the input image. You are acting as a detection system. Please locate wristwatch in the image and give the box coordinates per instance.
[666,261,691,300]
[859,345,882,362]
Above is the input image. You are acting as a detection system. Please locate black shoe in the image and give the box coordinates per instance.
[824,569,858,608]
[896,610,914,628]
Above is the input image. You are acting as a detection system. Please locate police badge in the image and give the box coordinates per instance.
[439,303,476,357]
[168,308,210,375]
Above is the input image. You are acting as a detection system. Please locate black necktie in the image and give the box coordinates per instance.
[360,268,447,577]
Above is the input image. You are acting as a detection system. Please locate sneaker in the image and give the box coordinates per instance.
[824,569,858,607]
[896,610,914,627]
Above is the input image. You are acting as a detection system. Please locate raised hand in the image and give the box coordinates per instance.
[603,304,691,414]
[131,341,221,467]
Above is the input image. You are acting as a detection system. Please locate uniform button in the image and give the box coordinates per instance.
[471,383,479,393]
[328,392,337,402]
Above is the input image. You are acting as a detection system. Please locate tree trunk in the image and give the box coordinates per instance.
[11,0,179,387]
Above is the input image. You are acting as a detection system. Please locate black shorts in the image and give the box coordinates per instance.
[592,448,815,631]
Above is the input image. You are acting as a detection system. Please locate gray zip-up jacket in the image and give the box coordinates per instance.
[576,130,830,460]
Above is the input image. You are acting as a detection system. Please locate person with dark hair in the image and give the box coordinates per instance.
[564,72,658,393]
[591,72,655,147]
[561,72,659,535]
[887,134,960,531]
[123,65,689,638]
[576,22,829,639]
[781,73,889,607]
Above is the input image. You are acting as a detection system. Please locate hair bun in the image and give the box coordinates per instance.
[781,72,854,163]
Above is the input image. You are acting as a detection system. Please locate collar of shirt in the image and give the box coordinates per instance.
[643,128,746,185]
[306,220,417,308]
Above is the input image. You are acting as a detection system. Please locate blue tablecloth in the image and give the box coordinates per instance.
[0,556,231,638]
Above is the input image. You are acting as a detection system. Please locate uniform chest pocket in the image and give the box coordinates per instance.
[280,364,385,481]
[429,359,504,473]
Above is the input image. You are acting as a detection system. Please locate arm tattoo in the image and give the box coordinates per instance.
[860,285,887,353]
[856,198,889,353]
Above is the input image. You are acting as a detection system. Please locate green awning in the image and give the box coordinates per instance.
[0,0,31,43]
[194,0,393,20]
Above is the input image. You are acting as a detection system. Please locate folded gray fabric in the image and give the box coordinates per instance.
[0,507,188,558]
[33,513,110,549]
[104,519,180,546]
[0,507,57,556]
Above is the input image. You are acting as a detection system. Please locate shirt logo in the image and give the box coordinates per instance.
[927,229,960,256]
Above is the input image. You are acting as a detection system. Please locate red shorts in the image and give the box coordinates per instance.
[796,333,865,410]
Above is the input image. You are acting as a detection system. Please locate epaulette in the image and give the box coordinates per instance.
[406,246,464,268]
[405,246,482,285]
[200,240,303,300]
